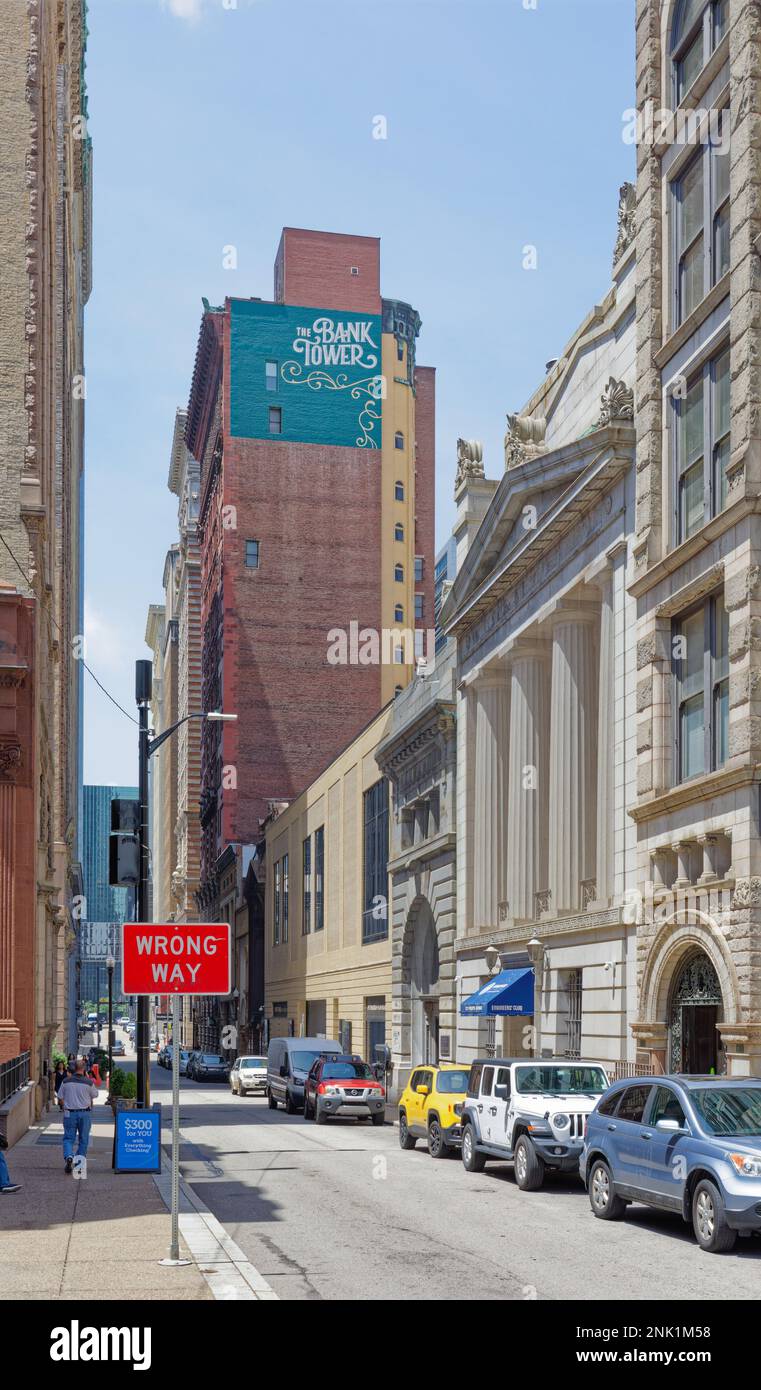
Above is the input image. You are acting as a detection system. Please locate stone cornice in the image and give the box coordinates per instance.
[376,699,455,774]
[629,761,760,824]
[443,426,633,641]
[388,831,456,876]
[455,906,625,955]
[628,495,753,599]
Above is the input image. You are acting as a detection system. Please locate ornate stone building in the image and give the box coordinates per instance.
[376,640,457,1093]
[631,0,761,1076]
[442,197,639,1069]
[0,0,92,1124]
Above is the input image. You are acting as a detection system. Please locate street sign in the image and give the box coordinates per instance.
[121,922,231,995]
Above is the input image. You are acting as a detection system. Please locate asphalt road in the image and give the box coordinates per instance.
[127,1052,761,1302]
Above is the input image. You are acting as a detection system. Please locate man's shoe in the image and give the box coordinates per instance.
[0,1183,21,1193]
[64,1158,73,1174]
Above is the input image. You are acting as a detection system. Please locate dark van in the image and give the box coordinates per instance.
[267,1036,341,1114]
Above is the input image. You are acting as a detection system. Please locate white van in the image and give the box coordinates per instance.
[267,1036,341,1114]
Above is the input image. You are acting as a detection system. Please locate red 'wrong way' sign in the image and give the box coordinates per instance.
[121,923,231,995]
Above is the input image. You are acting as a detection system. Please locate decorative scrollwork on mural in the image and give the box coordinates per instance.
[279,363,383,448]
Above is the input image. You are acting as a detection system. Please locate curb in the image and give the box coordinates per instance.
[153,1162,278,1302]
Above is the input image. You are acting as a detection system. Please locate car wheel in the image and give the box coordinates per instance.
[427,1118,447,1159]
[693,1179,737,1254]
[398,1111,416,1150]
[284,1090,297,1115]
[267,1090,277,1110]
[461,1124,486,1173]
[513,1135,544,1191]
[303,1094,312,1120]
[588,1159,627,1220]
[371,1112,385,1127]
[315,1104,327,1125]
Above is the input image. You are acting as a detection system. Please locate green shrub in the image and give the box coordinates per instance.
[109,1068,126,1097]
[121,1072,137,1100]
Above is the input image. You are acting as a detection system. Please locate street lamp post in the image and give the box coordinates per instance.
[484,943,500,1060]
[527,935,545,1059]
[134,658,237,1107]
[106,953,115,1090]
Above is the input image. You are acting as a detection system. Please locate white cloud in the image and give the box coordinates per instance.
[162,0,205,21]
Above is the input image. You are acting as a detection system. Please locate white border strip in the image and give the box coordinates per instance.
[153,1168,278,1301]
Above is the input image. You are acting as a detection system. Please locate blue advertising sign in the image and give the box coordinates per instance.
[459,968,535,1017]
[230,300,383,449]
[113,1104,162,1173]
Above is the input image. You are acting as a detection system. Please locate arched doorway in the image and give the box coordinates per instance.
[668,950,724,1074]
[409,901,440,1065]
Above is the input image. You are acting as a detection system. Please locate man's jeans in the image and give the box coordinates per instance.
[63,1110,92,1160]
[0,1149,11,1188]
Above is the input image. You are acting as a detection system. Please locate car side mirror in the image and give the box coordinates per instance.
[655,1118,683,1133]
[494,1084,509,1101]
[416,1084,429,1096]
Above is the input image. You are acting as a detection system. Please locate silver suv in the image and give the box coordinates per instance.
[460,1058,610,1190]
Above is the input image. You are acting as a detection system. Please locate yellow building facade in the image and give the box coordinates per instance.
[264,705,393,1061]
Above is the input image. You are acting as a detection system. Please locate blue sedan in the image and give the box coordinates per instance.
[581,1075,761,1253]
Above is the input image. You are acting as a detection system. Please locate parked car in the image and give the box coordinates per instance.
[303,1055,385,1125]
[111,1039,126,1057]
[178,1049,190,1076]
[190,1052,228,1082]
[460,1058,610,1189]
[267,1036,342,1114]
[582,1074,761,1253]
[398,1063,470,1157]
[229,1055,267,1096]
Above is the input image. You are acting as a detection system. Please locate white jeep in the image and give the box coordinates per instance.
[460,1058,610,1190]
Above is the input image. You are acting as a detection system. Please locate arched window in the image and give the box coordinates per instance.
[394,522,404,542]
[395,430,405,450]
[672,0,728,104]
[395,563,404,583]
[395,480,404,501]
[394,604,404,623]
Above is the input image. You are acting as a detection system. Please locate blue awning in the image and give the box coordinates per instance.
[460,967,535,1017]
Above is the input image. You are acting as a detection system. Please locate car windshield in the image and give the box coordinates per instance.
[291,1050,329,1071]
[436,1070,469,1094]
[201,1055,224,1064]
[322,1061,373,1080]
[692,1087,761,1137]
[515,1066,608,1095]
[240,1057,266,1067]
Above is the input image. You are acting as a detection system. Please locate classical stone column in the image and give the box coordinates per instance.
[595,575,614,906]
[472,669,509,931]
[548,607,598,915]
[506,644,550,922]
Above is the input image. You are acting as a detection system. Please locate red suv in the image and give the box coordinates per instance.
[304,1055,386,1126]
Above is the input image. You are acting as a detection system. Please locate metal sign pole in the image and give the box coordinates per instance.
[160,992,190,1267]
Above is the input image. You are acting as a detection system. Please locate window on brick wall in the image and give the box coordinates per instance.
[395,564,404,583]
[414,556,424,583]
[395,480,404,501]
[273,860,281,945]
[302,836,311,935]
[269,406,282,434]
[395,431,404,450]
[395,522,404,542]
[673,343,730,542]
[245,539,260,569]
[395,604,404,623]
[415,593,424,621]
[673,592,729,782]
[265,360,278,393]
[314,827,324,932]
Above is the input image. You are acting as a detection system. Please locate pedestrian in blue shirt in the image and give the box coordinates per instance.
[59,1061,95,1174]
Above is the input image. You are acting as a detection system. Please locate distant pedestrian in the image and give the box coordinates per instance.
[54,1061,66,1098]
[0,1137,21,1194]
[59,1061,95,1175]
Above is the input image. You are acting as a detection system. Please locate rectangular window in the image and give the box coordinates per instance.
[314,826,324,932]
[245,539,260,569]
[269,406,282,435]
[282,853,289,943]
[672,115,730,329]
[414,593,424,621]
[302,836,311,935]
[674,343,730,542]
[273,860,281,945]
[265,360,278,393]
[362,779,389,943]
[674,593,729,782]
[414,556,424,583]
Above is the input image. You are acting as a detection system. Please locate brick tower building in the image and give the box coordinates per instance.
[185,229,435,920]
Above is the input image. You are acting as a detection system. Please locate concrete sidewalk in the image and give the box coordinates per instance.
[0,1095,212,1301]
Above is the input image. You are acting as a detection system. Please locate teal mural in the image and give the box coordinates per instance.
[230,299,383,449]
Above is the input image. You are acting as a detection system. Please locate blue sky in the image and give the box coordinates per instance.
[83,0,635,784]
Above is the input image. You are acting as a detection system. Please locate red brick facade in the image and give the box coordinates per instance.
[274,227,381,314]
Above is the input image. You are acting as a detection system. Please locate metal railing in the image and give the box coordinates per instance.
[0,1050,30,1105]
